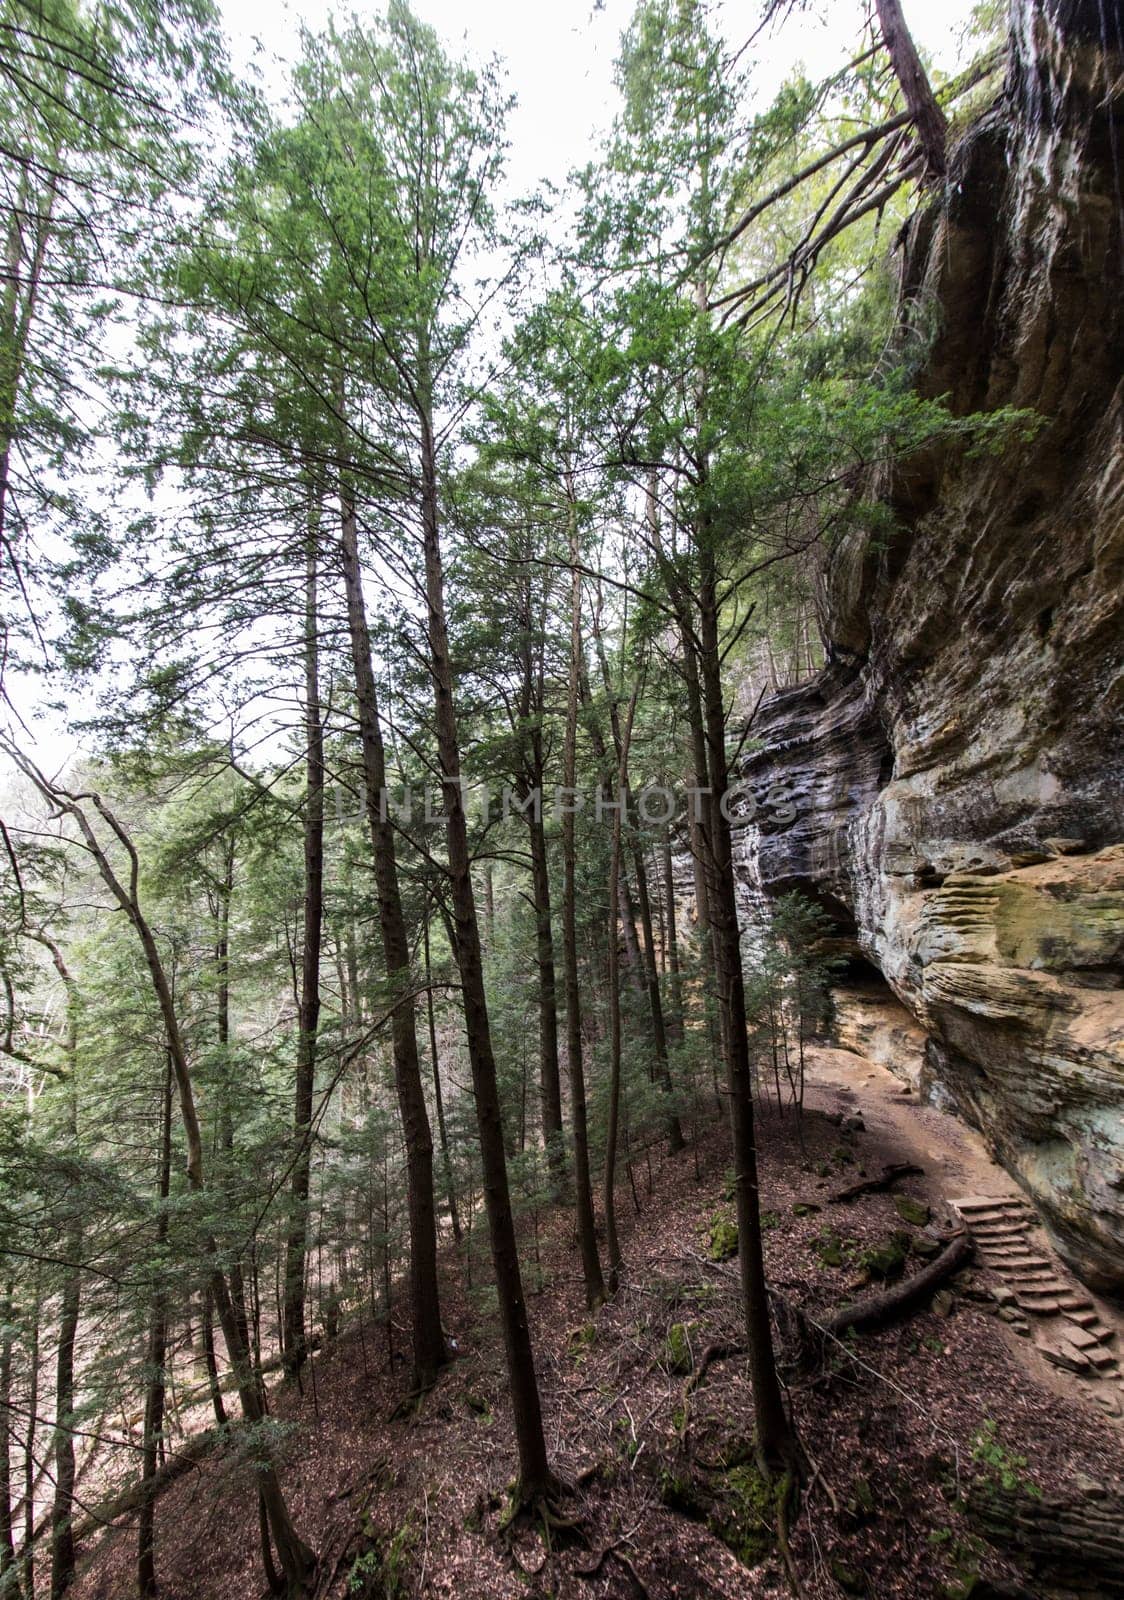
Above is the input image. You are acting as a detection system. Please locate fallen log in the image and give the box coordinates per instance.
[966,1478,1124,1595]
[829,1162,923,1204]
[824,1232,973,1338]
[68,1428,224,1543]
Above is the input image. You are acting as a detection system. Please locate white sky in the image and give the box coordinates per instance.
[221,0,981,195]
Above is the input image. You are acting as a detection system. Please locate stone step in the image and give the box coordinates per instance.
[1064,1310,1100,1329]
[1065,1326,1104,1351]
[981,1252,1048,1267]
[1040,1340,1091,1373]
[954,1203,1024,1216]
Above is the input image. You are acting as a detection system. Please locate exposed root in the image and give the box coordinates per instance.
[773,1469,804,1600]
[497,1477,588,1557]
[576,1543,649,1596]
[676,1340,743,1445]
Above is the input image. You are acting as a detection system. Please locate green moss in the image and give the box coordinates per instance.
[347,1518,416,1598]
[792,1201,820,1217]
[859,1231,910,1280]
[708,1463,777,1566]
[657,1467,706,1515]
[568,1322,597,1353]
[814,1230,846,1268]
[760,1209,781,1230]
[708,1216,739,1261]
[830,1557,868,1594]
[665,1321,695,1374]
[894,1195,931,1227]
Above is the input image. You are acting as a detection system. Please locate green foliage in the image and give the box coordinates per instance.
[970,1419,1039,1496]
[707,1214,739,1261]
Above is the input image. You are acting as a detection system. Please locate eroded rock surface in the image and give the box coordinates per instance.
[741,0,1124,1292]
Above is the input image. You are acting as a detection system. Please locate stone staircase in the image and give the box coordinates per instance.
[950,1195,1121,1410]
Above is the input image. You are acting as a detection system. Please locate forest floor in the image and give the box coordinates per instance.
[73,1048,1124,1600]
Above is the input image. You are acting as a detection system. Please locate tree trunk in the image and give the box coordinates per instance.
[213,841,253,1372]
[200,1287,227,1428]
[419,411,553,1496]
[604,677,642,1289]
[662,827,686,1047]
[0,1281,15,1590]
[423,916,461,1243]
[875,0,947,177]
[561,494,607,1313]
[22,1267,40,1599]
[696,568,796,1476]
[49,955,81,1600]
[591,621,684,1153]
[338,483,446,1393]
[283,517,325,1380]
[138,1053,173,1598]
[527,803,567,1196]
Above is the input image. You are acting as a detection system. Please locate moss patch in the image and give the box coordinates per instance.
[860,1230,911,1280]
[665,1321,695,1374]
[708,1462,777,1566]
[894,1195,931,1227]
[708,1216,739,1261]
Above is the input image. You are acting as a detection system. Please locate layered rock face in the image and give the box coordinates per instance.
[741,0,1124,1291]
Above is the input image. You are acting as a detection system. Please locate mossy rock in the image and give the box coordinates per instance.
[708,1462,777,1567]
[814,1231,846,1268]
[665,1321,695,1374]
[895,1195,931,1227]
[860,1231,910,1281]
[792,1200,821,1217]
[708,1217,739,1261]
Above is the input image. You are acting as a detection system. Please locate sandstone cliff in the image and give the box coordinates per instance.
[741,0,1124,1292]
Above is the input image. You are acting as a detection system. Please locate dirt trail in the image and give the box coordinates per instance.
[802,1041,1124,1423]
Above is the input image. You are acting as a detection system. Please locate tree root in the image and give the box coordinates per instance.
[676,1340,743,1445]
[497,1478,587,1558]
[386,1374,437,1421]
[773,1469,805,1600]
[576,1543,649,1596]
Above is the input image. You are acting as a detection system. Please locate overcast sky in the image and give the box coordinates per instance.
[219,0,981,197]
